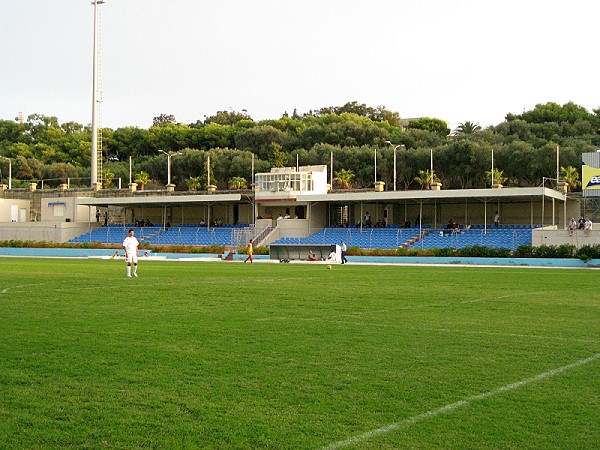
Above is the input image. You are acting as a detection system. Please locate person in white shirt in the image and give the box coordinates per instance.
[584,218,593,236]
[568,218,577,236]
[340,240,348,264]
[327,250,337,262]
[123,229,140,278]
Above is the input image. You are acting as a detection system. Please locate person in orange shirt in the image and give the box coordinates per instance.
[244,239,253,264]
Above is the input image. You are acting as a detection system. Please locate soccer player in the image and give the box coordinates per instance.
[123,229,140,277]
[244,239,253,264]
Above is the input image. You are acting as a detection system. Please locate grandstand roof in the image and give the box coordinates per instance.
[297,187,566,204]
[75,193,244,207]
[72,187,566,209]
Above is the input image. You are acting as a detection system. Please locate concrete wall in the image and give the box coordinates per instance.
[40,197,93,223]
[532,225,599,248]
[0,222,100,243]
[0,199,30,222]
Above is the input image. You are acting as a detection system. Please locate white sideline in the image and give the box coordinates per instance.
[321,352,600,450]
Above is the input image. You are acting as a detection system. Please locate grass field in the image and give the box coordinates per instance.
[0,257,598,449]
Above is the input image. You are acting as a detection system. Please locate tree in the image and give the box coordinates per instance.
[102,168,115,189]
[414,169,440,189]
[485,168,507,186]
[560,166,581,191]
[333,168,355,189]
[152,114,176,127]
[269,142,287,168]
[409,117,451,137]
[186,176,202,191]
[453,121,482,135]
[203,110,253,126]
[135,171,151,190]
[229,176,248,190]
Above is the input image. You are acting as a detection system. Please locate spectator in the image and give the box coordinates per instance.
[568,218,577,236]
[584,218,593,236]
[494,211,500,227]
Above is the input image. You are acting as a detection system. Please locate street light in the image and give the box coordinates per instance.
[158,150,182,186]
[385,141,405,191]
[0,156,11,189]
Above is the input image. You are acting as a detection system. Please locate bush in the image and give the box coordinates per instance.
[513,244,533,258]
[576,244,600,262]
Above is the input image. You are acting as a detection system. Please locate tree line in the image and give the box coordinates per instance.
[0,101,598,191]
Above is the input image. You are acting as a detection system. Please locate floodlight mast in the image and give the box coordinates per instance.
[90,0,105,187]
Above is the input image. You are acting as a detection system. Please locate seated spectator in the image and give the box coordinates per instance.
[584,218,593,236]
[568,218,577,236]
[308,250,318,261]
[327,251,337,262]
[465,223,472,232]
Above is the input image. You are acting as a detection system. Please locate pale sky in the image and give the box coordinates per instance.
[1,0,598,131]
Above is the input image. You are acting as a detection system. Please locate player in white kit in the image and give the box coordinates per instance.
[123,229,140,278]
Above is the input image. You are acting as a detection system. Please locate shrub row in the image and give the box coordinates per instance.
[0,240,599,261]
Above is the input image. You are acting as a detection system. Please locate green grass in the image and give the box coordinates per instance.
[0,258,598,449]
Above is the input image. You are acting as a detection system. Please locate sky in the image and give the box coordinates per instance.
[1,0,598,132]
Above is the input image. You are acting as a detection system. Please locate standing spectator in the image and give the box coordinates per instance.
[95,210,101,222]
[123,229,139,278]
[568,218,577,236]
[340,240,348,265]
[494,211,500,227]
[103,211,109,227]
[584,218,593,236]
[245,239,253,264]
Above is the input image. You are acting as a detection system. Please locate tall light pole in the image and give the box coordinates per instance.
[91,0,105,187]
[0,156,11,190]
[158,150,182,186]
[385,141,405,191]
[374,148,377,185]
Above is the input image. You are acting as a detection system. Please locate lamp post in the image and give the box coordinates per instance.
[374,148,377,185]
[0,156,11,189]
[158,150,182,186]
[385,141,405,191]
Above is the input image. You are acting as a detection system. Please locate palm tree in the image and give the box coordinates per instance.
[229,176,248,190]
[414,169,440,189]
[186,176,202,191]
[101,168,115,189]
[333,168,355,189]
[485,168,507,186]
[134,171,151,190]
[560,166,581,191]
[453,121,482,135]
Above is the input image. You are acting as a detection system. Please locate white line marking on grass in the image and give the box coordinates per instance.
[321,352,600,450]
